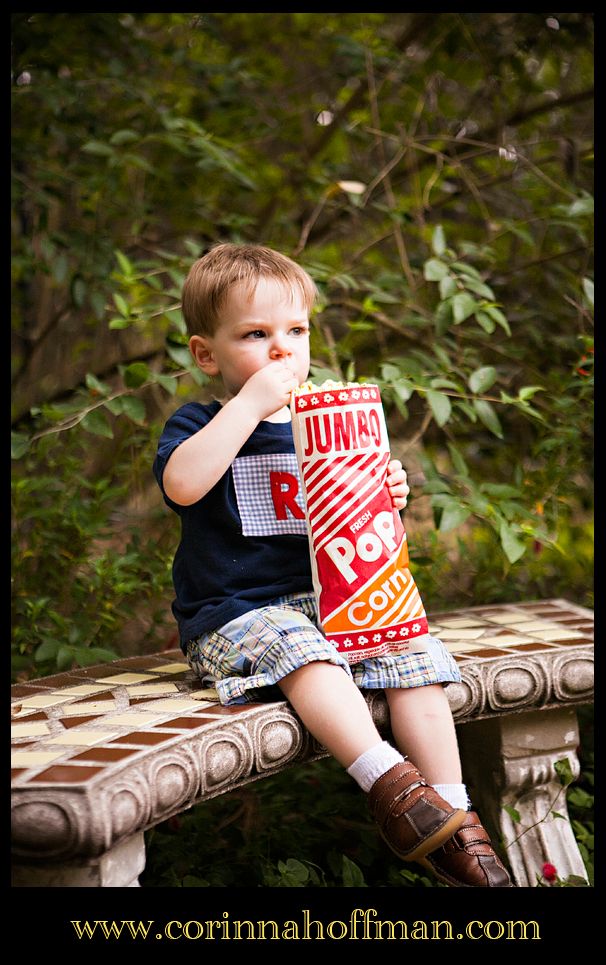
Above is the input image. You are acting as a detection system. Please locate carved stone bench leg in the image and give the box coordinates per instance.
[11,832,146,887]
[457,708,589,887]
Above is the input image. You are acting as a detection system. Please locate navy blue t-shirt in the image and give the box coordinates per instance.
[153,401,313,650]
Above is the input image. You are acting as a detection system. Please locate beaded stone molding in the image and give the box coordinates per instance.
[11,599,593,861]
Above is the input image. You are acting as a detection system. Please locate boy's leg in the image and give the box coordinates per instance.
[277,660,382,766]
[277,661,466,862]
[385,683,513,887]
[385,684,463,784]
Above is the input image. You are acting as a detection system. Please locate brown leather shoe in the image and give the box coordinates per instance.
[419,811,514,886]
[368,761,467,862]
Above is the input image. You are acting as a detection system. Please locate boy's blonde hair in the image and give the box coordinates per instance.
[182,242,318,336]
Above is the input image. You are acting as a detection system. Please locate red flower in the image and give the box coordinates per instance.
[542,862,558,883]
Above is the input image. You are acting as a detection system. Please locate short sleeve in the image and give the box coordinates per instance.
[152,402,218,506]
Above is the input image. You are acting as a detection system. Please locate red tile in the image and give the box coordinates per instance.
[152,716,209,729]
[29,765,104,783]
[468,648,509,658]
[11,769,28,780]
[513,643,555,652]
[59,716,100,728]
[11,686,47,698]
[73,747,139,763]
[111,732,177,746]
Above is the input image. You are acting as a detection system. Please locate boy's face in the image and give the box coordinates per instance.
[190,277,311,400]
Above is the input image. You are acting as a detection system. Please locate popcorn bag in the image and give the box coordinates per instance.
[291,381,430,663]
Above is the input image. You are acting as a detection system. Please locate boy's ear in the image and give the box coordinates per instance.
[189,335,219,376]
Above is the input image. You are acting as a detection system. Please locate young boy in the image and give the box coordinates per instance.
[153,242,513,887]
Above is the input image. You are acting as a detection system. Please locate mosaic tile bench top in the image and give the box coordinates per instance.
[11,598,593,793]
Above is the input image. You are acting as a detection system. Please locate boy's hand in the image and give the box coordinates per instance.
[238,362,299,422]
[386,459,410,510]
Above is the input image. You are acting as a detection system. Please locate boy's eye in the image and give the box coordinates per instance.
[244,330,265,339]
[290,326,309,336]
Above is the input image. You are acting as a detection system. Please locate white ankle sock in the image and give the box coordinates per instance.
[432,783,470,811]
[346,741,405,792]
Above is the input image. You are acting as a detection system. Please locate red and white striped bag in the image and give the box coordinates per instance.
[291,381,431,663]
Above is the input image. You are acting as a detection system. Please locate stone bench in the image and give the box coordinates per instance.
[11,598,593,888]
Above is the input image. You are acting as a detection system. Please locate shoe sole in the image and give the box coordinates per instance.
[418,856,517,887]
[381,808,468,863]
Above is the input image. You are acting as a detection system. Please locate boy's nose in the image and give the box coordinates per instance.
[269,336,292,359]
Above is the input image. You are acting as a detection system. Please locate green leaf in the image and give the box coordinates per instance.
[85,373,111,396]
[342,854,367,887]
[461,277,495,299]
[518,385,544,401]
[483,304,511,335]
[450,261,482,279]
[426,390,452,427]
[452,292,477,323]
[109,129,139,146]
[503,804,521,824]
[582,277,594,308]
[439,501,472,533]
[424,258,449,281]
[432,224,446,256]
[82,409,114,438]
[434,299,453,335]
[52,253,69,285]
[123,362,150,388]
[475,310,496,334]
[381,362,401,382]
[112,293,129,317]
[120,396,146,423]
[11,431,30,459]
[74,647,119,666]
[394,380,414,403]
[154,373,179,395]
[56,645,75,671]
[447,442,469,476]
[81,140,115,157]
[469,365,497,394]
[439,275,457,299]
[34,640,60,662]
[473,399,503,438]
[108,316,131,330]
[499,520,526,564]
[480,483,521,498]
[115,249,134,276]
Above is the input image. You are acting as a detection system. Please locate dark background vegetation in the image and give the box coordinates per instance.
[11,12,593,889]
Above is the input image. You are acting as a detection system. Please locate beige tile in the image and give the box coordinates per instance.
[444,641,486,652]
[61,701,117,716]
[484,612,537,624]
[437,628,487,640]
[148,662,189,674]
[103,712,164,726]
[11,721,51,738]
[94,672,157,685]
[531,628,581,641]
[21,694,75,709]
[508,620,558,632]
[143,698,207,713]
[128,683,180,696]
[47,730,120,746]
[11,750,65,767]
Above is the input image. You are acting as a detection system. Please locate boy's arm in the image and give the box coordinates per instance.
[162,362,298,506]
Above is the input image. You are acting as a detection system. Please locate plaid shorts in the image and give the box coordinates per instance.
[186,593,461,706]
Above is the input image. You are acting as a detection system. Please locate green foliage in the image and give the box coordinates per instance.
[12,13,592,679]
[141,755,438,888]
